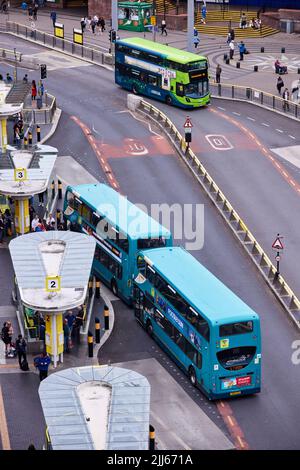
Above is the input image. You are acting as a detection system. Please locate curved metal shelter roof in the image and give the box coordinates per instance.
[0,144,57,197]
[9,231,96,312]
[39,365,151,450]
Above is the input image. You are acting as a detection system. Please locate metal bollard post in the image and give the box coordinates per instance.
[28,131,33,146]
[24,136,28,148]
[236,61,240,68]
[88,331,93,357]
[281,47,285,54]
[95,317,100,344]
[261,47,264,53]
[89,277,93,297]
[104,305,109,330]
[95,279,100,299]
[51,180,55,199]
[254,65,258,72]
[149,425,155,450]
[58,180,62,199]
[36,125,41,142]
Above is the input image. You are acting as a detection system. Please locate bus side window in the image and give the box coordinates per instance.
[176,83,185,97]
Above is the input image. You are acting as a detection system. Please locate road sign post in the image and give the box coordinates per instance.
[272,233,284,279]
[184,116,193,151]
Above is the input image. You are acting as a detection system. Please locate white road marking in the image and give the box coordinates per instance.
[262,123,270,127]
[232,112,241,116]
[276,129,284,133]
[247,117,255,121]
[205,134,234,151]
[217,106,226,111]
[271,145,300,169]
[289,135,296,140]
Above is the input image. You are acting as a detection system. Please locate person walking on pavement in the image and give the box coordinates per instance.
[34,351,51,381]
[1,321,12,355]
[28,4,33,20]
[90,17,97,34]
[216,64,222,83]
[50,10,56,28]
[229,40,234,60]
[16,334,28,369]
[80,17,86,33]
[99,17,105,33]
[33,3,38,21]
[238,41,246,61]
[276,76,284,96]
[31,80,37,101]
[282,87,290,111]
[63,319,70,353]
[161,18,167,36]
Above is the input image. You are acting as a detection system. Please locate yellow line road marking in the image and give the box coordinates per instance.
[0,385,11,450]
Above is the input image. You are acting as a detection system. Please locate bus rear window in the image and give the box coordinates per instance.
[219,321,253,337]
[217,346,256,370]
[137,238,166,249]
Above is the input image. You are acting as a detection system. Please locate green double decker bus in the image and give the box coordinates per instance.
[134,247,261,400]
[115,37,210,109]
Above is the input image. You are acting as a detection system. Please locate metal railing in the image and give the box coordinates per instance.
[22,92,56,124]
[138,98,300,330]
[5,21,112,67]
[0,46,22,63]
[210,82,299,120]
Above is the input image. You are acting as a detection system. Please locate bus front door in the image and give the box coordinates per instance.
[133,285,144,324]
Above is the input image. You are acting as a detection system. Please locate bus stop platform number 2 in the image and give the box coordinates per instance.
[46,276,61,292]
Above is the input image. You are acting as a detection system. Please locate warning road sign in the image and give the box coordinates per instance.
[184,116,193,128]
[272,235,284,250]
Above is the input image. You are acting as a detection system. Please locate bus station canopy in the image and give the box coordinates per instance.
[0,82,23,117]
[39,365,151,450]
[0,144,57,197]
[9,231,96,313]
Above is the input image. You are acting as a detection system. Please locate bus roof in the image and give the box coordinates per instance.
[140,247,259,325]
[116,37,207,64]
[68,184,171,240]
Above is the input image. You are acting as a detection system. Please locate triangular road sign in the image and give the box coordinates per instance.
[184,116,193,128]
[272,236,284,250]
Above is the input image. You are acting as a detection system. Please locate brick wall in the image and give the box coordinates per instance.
[88,0,111,18]
[157,13,187,31]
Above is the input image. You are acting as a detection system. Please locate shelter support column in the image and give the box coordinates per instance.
[0,118,8,153]
[14,198,30,234]
[45,313,64,368]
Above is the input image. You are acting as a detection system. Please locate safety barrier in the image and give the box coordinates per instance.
[4,21,112,68]
[22,92,57,125]
[210,82,300,121]
[0,46,22,63]
[138,98,300,330]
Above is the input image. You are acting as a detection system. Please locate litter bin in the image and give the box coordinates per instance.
[36,97,42,109]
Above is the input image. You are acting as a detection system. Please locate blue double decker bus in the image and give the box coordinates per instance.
[133,247,261,400]
[63,183,172,302]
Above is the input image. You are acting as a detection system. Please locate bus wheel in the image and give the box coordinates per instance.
[188,367,197,386]
[146,320,153,337]
[111,279,118,297]
[165,95,172,106]
[132,85,138,95]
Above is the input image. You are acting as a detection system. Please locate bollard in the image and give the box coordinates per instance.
[58,180,62,200]
[24,136,28,148]
[28,131,33,146]
[261,47,264,53]
[95,317,100,344]
[104,305,109,330]
[36,125,41,142]
[236,61,240,68]
[223,53,228,61]
[298,68,300,74]
[281,47,285,53]
[88,331,93,357]
[225,58,230,65]
[254,65,258,72]
[149,425,155,450]
[51,180,55,199]
[95,279,100,299]
[89,277,93,297]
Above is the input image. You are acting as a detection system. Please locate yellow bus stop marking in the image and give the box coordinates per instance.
[0,385,11,450]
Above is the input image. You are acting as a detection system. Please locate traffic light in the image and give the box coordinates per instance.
[40,64,47,80]
[109,29,117,43]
